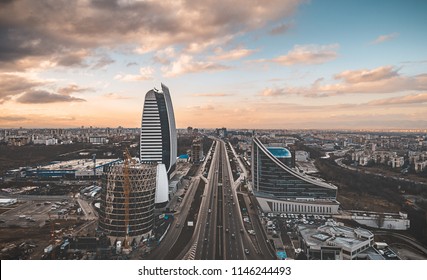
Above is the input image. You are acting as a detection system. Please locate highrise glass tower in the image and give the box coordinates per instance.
[252,137,340,214]
[140,83,177,207]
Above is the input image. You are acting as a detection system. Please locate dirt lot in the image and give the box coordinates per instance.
[337,189,401,212]
[0,219,85,259]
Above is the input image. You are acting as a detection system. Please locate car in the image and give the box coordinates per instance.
[204,238,208,243]
[226,228,229,233]
[244,248,250,255]
[240,228,244,233]
[231,233,235,239]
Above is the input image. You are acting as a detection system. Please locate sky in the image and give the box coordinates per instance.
[0,0,427,130]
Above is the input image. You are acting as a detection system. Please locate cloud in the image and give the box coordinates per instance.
[269,44,339,65]
[114,67,154,81]
[260,78,325,97]
[55,50,90,67]
[0,115,28,122]
[57,84,92,95]
[16,90,86,104]
[53,116,76,121]
[103,92,132,100]
[367,93,427,106]
[0,73,92,104]
[91,54,115,69]
[162,55,230,77]
[186,104,215,111]
[334,66,399,83]
[260,66,427,97]
[371,33,399,44]
[178,97,427,130]
[0,73,44,103]
[260,88,288,97]
[153,47,176,65]
[0,0,303,71]
[191,93,233,97]
[269,22,293,35]
[400,60,427,65]
[211,47,257,61]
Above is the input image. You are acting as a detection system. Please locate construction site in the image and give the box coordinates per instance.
[0,156,194,260]
[98,150,158,251]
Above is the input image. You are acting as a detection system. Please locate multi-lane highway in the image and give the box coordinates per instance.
[149,139,275,260]
[192,140,267,259]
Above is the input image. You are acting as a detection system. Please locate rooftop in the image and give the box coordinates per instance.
[298,220,373,250]
[267,147,292,158]
[40,159,120,171]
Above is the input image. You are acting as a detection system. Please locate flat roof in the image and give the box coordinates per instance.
[267,147,292,158]
[0,198,17,203]
[298,221,373,250]
[40,159,120,171]
[254,194,340,205]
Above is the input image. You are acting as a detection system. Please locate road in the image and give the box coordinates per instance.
[149,139,275,259]
[374,230,427,256]
[147,175,201,260]
[148,141,217,260]
[191,140,264,259]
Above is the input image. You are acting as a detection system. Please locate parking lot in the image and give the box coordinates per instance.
[261,212,333,259]
[0,194,98,259]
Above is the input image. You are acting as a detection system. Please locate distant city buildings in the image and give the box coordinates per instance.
[89,136,108,145]
[191,138,203,163]
[216,127,227,138]
[295,150,310,162]
[0,127,139,145]
[6,135,30,146]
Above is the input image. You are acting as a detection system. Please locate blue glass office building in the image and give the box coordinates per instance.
[252,137,339,214]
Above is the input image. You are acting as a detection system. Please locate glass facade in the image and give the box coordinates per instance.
[154,92,171,171]
[140,84,177,175]
[252,138,337,200]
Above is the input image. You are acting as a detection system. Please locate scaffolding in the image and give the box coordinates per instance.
[98,160,157,243]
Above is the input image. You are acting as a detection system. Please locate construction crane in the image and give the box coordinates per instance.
[122,148,135,250]
[92,153,96,186]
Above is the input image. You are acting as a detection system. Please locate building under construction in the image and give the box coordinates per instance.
[98,162,158,244]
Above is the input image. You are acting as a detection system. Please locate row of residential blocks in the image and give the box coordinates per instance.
[352,150,427,172]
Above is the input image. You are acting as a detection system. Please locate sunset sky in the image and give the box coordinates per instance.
[1,0,426,129]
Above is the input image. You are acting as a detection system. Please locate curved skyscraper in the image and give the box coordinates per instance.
[140,83,177,207]
[140,83,177,173]
[252,137,339,214]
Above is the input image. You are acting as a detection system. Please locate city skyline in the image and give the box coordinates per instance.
[1,0,427,130]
